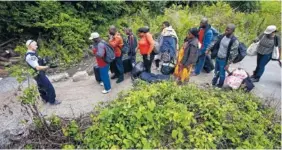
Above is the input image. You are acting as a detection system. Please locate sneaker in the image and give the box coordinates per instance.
[251,77,259,82]
[116,78,124,84]
[99,82,104,86]
[111,74,118,79]
[50,100,61,105]
[102,89,111,94]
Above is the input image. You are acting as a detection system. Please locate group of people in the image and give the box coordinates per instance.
[24,17,280,105]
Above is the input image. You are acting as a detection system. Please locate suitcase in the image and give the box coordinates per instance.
[123,57,133,73]
[93,65,101,82]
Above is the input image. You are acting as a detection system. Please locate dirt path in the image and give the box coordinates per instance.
[39,73,133,118]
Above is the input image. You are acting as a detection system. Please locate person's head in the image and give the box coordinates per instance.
[162,21,170,29]
[200,17,208,28]
[225,23,236,37]
[264,25,277,37]
[144,26,150,32]
[124,28,132,35]
[187,28,199,39]
[89,32,100,43]
[26,40,38,51]
[137,27,147,37]
[109,25,117,35]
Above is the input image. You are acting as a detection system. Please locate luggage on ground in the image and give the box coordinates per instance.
[93,65,101,82]
[225,68,254,92]
[139,72,170,83]
[131,61,145,79]
[161,62,175,75]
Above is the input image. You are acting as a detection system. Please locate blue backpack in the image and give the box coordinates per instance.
[210,26,219,41]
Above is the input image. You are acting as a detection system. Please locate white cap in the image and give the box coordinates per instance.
[26,40,34,47]
[89,32,100,40]
[264,25,277,34]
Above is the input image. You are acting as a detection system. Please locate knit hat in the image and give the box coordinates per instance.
[189,28,199,37]
[264,25,277,34]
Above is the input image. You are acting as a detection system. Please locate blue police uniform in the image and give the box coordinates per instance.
[25,50,56,104]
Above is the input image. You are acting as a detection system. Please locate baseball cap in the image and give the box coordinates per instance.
[89,32,100,40]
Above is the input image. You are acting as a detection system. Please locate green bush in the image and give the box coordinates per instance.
[81,81,281,149]
[117,1,281,47]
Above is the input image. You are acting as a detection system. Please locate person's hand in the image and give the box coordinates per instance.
[205,49,210,55]
[49,63,58,68]
[224,64,229,71]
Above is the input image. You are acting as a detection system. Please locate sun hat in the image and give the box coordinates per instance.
[264,25,277,34]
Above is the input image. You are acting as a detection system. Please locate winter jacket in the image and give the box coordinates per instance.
[181,37,199,66]
[198,25,213,55]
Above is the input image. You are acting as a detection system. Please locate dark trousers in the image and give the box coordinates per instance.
[111,56,124,78]
[35,73,56,103]
[150,51,160,68]
[254,53,272,79]
[143,54,152,73]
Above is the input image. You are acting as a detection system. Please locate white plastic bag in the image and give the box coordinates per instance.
[272,46,280,60]
[247,42,259,56]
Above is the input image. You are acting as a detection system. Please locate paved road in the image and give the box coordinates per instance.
[191,55,281,112]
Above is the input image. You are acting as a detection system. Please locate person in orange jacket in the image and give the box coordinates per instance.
[136,27,155,73]
[109,25,124,83]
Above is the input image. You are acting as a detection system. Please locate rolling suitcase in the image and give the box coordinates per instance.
[93,65,101,82]
[123,57,133,73]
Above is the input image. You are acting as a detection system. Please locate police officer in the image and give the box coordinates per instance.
[25,40,61,105]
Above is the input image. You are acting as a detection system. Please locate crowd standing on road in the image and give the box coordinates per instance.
[25,17,281,104]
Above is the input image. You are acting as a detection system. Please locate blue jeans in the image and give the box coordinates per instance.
[115,56,124,79]
[35,72,56,103]
[254,53,272,79]
[99,65,111,91]
[212,58,227,87]
[195,54,206,75]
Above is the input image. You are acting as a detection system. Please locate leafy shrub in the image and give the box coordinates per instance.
[117,1,281,47]
[81,81,281,149]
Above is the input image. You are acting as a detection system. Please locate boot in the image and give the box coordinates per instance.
[116,76,124,83]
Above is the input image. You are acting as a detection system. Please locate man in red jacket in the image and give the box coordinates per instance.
[89,32,111,94]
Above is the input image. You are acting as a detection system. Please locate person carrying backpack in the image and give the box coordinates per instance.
[251,25,281,82]
[206,24,239,88]
[159,21,178,61]
[89,32,111,94]
[109,25,124,83]
[193,17,213,76]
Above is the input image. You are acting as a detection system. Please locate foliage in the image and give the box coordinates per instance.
[117,1,280,48]
[62,120,82,142]
[19,85,39,105]
[79,81,281,149]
